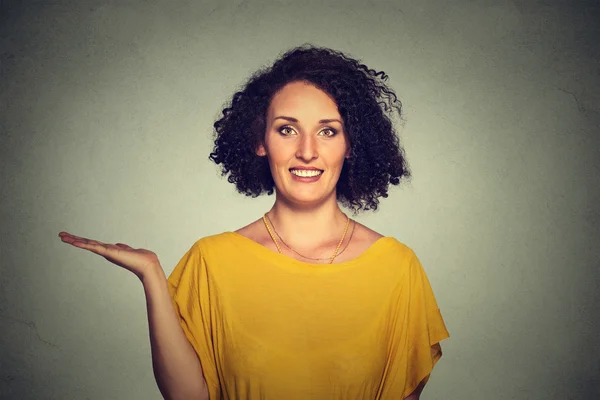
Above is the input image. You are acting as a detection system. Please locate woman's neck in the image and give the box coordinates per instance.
[266,196,348,249]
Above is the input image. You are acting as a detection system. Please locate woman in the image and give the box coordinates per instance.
[59,45,449,400]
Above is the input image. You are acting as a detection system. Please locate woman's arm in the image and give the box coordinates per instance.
[143,265,209,400]
[59,232,209,400]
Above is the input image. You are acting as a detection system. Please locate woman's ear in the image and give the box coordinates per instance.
[256,143,267,156]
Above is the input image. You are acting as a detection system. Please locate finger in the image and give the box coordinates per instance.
[59,231,85,239]
[60,233,82,245]
[60,234,86,245]
[70,240,114,258]
[62,235,107,250]
[64,240,132,267]
[60,233,137,262]
[59,232,77,241]
[59,232,90,243]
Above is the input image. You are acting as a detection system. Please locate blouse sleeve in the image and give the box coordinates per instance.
[384,250,450,399]
[167,243,221,399]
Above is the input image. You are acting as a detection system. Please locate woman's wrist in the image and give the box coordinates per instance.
[139,262,167,287]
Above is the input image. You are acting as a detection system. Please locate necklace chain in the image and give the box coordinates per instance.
[266,213,355,261]
[262,212,351,264]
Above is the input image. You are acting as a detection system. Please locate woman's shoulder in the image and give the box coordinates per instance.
[187,219,273,254]
[188,231,246,252]
[350,222,413,257]
[353,222,384,245]
[234,219,271,245]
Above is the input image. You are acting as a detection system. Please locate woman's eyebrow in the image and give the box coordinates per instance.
[273,116,342,124]
[318,118,343,124]
[273,116,298,122]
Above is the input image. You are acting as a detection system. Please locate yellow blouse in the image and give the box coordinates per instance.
[167,232,449,400]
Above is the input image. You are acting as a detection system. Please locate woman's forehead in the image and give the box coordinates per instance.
[268,81,340,120]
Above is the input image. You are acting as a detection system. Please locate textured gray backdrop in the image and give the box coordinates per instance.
[1,0,599,399]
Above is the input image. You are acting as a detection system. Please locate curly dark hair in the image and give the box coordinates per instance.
[209,45,410,213]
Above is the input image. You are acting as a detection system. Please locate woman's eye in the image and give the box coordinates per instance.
[279,126,296,136]
[319,128,337,137]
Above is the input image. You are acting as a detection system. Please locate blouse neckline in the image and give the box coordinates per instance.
[224,231,396,269]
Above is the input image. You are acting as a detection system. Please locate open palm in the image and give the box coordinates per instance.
[59,231,160,280]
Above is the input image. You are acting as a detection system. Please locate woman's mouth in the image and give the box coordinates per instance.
[289,168,324,182]
[290,168,323,177]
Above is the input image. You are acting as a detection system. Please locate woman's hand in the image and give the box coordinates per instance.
[58,231,160,281]
[59,232,208,398]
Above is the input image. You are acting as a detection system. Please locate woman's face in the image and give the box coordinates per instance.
[257,81,350,207]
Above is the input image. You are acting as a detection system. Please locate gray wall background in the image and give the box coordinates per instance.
[1,0,599,399]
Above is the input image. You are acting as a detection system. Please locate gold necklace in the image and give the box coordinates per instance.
[262,212,350,264]
[266,213,355,261]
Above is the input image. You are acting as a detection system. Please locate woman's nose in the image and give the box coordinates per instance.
[295,134,318,162]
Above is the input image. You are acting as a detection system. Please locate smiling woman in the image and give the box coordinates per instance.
[60,45,449,400]
[256,81,351,208]
[209,46,409,214]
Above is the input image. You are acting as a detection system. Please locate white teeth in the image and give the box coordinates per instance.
[291,169,323,177]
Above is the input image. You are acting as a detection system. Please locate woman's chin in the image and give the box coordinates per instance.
[277,189,337,208]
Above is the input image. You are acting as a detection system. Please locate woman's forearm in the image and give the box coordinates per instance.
[142,266,209,400]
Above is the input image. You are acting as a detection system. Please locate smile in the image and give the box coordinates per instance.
[290,169,323,177]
